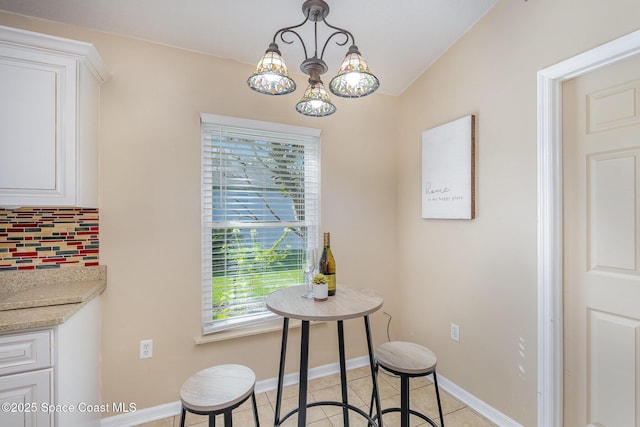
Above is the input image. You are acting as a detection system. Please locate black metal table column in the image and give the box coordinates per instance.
[273,317,289,427]
[337,320,349,426]
[364,315,382,426]
[273,317,311,427]
[298,320,310,427]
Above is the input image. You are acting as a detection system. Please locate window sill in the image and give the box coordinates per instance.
[195,318,322,344]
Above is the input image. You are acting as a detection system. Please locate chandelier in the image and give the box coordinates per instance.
[247,0,380,117]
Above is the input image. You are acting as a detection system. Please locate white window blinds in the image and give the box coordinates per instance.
[201,113,320,334]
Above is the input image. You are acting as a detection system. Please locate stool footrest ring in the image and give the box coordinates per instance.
[276,400,378,426]
[376,407,439,427]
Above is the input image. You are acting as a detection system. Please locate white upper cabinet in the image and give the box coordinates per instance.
[0,26,108,208]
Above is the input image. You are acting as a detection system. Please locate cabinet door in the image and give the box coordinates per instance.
[0,369,53,427]
[0,44,77,206]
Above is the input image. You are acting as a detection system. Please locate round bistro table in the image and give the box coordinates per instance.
[266,285,384,427]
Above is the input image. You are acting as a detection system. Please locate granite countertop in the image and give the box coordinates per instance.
[0,265,106,333]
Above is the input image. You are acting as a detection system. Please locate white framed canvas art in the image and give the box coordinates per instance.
[421,114,475,219]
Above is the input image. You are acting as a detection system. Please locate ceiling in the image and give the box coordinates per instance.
[0,0,498,96]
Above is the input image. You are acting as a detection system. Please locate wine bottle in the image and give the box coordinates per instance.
[319,232,336,296]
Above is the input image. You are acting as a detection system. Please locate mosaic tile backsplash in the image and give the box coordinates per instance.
[0,208,99,271]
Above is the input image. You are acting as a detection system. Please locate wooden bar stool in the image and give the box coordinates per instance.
[179,364,260,427]
[371,341,444,427]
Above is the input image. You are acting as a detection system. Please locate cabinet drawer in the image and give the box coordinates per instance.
[0,330,52,376]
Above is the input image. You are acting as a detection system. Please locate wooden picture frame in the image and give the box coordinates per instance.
[421,115,475,219]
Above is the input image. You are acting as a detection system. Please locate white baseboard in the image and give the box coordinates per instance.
[435,374,524,427]
[101,355,521,427]
[101,400,181,427]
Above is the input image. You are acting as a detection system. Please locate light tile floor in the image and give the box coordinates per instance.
[137,366,496,427]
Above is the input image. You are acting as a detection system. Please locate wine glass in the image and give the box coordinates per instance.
[302,248,317,299]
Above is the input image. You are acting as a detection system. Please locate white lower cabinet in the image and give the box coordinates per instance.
[0,368,53,426]
[0,297,101,427]
[0,329,53,426]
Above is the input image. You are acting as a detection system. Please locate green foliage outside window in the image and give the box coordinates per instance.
[211,227,303,320]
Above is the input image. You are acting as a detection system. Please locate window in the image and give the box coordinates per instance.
[201,113,320,334]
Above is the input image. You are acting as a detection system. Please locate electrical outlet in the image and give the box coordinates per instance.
[140,339,153,359]
[450,323,460,342]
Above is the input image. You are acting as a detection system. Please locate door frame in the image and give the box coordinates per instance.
[537,29,640,427]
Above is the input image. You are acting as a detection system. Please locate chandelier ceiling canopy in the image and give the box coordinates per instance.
[247,0,380,117]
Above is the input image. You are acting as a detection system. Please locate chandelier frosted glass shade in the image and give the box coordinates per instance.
[247,44,296,95]
[329,46,380,98]
[295,81,336,117]
[247,0,379,116]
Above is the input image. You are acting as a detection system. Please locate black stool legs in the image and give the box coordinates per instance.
[369,364,445,427]
[433,371,444,427]
[179,391,260,427]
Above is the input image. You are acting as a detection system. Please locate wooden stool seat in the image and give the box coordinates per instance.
[371,341,444,427]
[179,364,259,427]
[376,341,437,375]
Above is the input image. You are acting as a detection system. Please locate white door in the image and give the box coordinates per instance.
[563,54,640,427]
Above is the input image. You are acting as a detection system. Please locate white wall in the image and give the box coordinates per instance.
[395,0,640,425]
